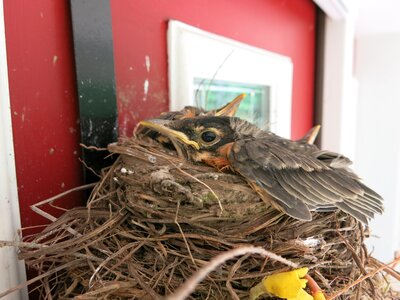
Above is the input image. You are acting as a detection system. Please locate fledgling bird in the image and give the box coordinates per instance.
[136,94,246,154]
[139,116,384,224]
[137,93,246,137]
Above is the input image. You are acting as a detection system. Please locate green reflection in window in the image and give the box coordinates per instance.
[194,78,270,128]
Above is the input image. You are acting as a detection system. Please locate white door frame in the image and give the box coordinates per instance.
[313,0,359,158]
[0,0,28,298]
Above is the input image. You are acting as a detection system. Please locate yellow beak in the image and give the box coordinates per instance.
[139,120,200,150]
[215,93,246,117]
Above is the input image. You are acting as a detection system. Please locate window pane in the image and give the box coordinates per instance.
[194,78,270,128]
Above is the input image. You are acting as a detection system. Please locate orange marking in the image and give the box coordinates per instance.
[202,155,230,171]
[182,108,196,119]
[217,142,233,158]
[201,142,234,171]
[214,142,234,170]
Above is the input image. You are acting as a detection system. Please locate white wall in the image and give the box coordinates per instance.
[356,0,400,35]
[354,33,400,262]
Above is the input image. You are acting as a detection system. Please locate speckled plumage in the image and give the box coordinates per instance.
[155,116,384,223]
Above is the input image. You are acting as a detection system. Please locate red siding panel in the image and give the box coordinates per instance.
[111,0,316,139]
[4,0,315,232]
[4,1,84,229]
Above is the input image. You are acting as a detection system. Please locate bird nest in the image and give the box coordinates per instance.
[2,136,399,299]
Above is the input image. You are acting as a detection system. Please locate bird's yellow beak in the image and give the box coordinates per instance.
[139,119,200,150]
[215,93,246,117]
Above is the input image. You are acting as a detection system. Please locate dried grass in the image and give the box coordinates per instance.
[1,137,399,299]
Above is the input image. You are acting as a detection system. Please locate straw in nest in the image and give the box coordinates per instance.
[1,136,399,299]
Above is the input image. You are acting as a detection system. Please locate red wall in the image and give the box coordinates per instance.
[111,0,316,139]
[4,1,84,231]
[4,0,316,231]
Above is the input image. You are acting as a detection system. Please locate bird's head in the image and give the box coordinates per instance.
[139,116,247,166]
[140,116,236,151]
[136,94,246,145]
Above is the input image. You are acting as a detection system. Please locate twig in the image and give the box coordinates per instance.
[87,157,119,207]
[175,201,197,268]
[75,281,136,299]
[31,182,97,220]
[30,183,97,237]
[336,228,376,298]
[327,256,400,299]
[370,257,400,281]
[0,240,48,249]
[0,259,82,298]
[194,50,234,108]
[79,158,101,178]
[128,267,160,299]
[226,255,247,300]
[166,246,298,300]
[80,143,108,151]
[204,50,234,107]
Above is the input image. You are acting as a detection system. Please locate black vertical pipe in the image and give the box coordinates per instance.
[70,0,118,182]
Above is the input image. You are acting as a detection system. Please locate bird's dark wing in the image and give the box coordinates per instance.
[228,139,383,223]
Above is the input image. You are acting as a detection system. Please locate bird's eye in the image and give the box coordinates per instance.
[200,131,217,143]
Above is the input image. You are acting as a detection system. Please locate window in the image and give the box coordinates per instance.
[168,20,293,137]
[194,78,270,129]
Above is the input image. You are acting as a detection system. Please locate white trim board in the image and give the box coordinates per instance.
[320,14,358,159]
[0,0,28,298]
[167,20,293,138]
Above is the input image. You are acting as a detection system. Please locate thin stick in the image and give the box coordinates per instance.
[31,182,97,215]
[79,158,101,178]
[0,240,48,249]
[166,246,298,300]
[0,259,82,298]
[30,183,97,237]
[327,256,400,300]
[204,50,234,107]
[369,257,400,281]
[336,228,376,298]
[75,281,136,299]
[175,201,197,268]
[79,143,108,151]
[226,255,246,300]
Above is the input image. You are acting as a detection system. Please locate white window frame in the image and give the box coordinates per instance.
[167,20,293,138]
